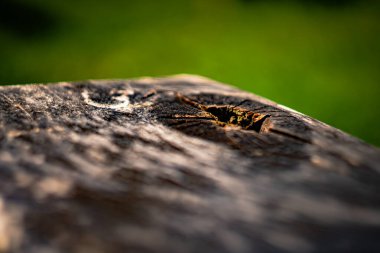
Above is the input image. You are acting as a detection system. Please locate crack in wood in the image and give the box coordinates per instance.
[268,128,312,144]
[175,93,270,133]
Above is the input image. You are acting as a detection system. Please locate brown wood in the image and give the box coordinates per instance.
[0,75,379,253]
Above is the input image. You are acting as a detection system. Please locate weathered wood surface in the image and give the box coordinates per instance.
[0,75,379,253]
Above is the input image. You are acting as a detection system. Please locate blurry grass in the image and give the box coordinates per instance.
[0,0,379,146]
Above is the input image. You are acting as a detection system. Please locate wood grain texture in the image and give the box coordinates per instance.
[0,75,379,253]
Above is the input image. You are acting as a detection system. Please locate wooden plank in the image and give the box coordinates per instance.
[0,75,379,253]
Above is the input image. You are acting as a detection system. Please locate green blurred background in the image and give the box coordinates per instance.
[0,0,379,146]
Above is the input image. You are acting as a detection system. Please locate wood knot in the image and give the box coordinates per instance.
[176,94,270,133]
